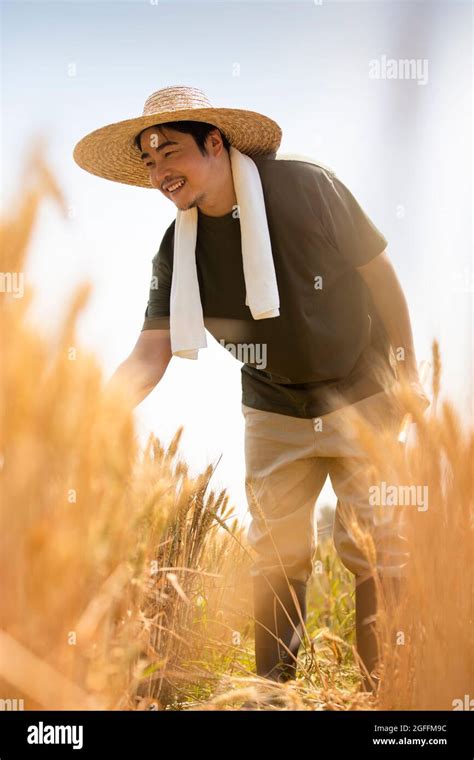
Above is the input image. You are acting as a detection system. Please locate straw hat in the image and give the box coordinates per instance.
[72,85,282,189]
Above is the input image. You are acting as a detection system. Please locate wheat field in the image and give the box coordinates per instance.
[1,152,472,711]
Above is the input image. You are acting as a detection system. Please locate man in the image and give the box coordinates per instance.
[73,85,429,694]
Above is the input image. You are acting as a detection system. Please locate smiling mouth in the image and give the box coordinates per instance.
[165,179,186,195]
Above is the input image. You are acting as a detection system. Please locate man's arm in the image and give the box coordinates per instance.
[356,250,429,413]
[356,249,419,379]
[105,329,172,410]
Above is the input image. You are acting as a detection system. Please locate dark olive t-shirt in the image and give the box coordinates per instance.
[141,154,396,418]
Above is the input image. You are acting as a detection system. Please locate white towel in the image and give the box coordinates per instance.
[169,145,281,359]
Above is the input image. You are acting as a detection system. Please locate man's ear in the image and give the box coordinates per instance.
[207,128,225,155]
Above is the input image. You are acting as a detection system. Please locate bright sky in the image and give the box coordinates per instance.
[2,0,472,524]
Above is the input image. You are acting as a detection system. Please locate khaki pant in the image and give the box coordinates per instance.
[242,391,409,584]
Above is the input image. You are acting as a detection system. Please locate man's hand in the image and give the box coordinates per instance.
[396,356,431,415]
[405,376,431,414]
[391,359,431,419]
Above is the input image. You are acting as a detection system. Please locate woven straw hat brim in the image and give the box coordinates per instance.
[73,106,282,189]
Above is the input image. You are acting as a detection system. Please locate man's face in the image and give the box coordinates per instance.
[138,125,219,211]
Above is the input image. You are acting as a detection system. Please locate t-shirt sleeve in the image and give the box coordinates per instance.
[315,168,388,268]
[141,222,174,331]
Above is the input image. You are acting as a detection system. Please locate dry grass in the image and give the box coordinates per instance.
[0,148,471,712]
[372,362,473,710]
[304,343,473,711]
[0,147,252,711]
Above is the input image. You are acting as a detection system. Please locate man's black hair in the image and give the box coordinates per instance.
[134,120,231,156]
